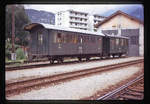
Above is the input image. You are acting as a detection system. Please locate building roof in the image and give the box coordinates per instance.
[102,33,129,39]
[95,10,143,28]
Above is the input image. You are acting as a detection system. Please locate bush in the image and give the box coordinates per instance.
[5,42,21,60]
[5,42,12,60]
[16,48,26,60]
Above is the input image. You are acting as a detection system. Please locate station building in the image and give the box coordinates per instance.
[55,9,106,31]
[95,10,144,57]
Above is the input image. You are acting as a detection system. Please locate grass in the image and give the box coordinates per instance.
[5,58,27,67]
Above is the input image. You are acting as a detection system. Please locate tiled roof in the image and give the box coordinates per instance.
[95,10,143,28]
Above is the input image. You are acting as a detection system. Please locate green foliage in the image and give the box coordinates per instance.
[5,42,21,60]
[16,48,26,60]
[5,5,31,46]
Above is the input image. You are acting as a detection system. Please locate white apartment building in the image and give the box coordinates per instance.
[93,14,106,31]
[55,10,106,31]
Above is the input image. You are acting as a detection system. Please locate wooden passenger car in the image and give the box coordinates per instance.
[102,34,129,57]
[24,23,104,63]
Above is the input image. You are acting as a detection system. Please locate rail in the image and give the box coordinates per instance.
[6,57,127,71]
[6,59,143,97]
[97,74,144,100]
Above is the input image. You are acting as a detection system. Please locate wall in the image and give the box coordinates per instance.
[98,14,141,30]
[97,14,144,56]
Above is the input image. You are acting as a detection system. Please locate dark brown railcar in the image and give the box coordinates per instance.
[24,23,104,63]
[103,34,129,57]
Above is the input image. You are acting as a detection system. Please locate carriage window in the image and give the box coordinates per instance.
[80,37,83,43]
[57,33,62,43]
[97,37,102,43]
[85,36,89,43]
[72,35,77,44]
[121,39,124,46]
[91,37,95,43]
[116,38,119,45]
[83,36,86,43]
[124,39,128,46]
[126,39,128,46]
[77,36,80,43]
[111,39,115,45]
[84,36,90,43]
[66,34,72,43]
[71,35,74,43]
[38,32,43,45]
[110,39,115,49]
[62,33,67,43]
[77,35,83,43]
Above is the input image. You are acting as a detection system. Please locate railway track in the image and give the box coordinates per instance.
[6,59,143,97]
[97,74,144,100]
[6,59,48,65]
[6,56,126,71]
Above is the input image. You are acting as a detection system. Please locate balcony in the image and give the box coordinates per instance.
[94,18,104,21]
[69,24,88,29]
[70,19,87,24]
[69,13,88,19]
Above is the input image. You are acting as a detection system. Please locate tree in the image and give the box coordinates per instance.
[5,5,31,46]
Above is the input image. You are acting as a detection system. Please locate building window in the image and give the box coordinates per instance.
[131,36,138,45]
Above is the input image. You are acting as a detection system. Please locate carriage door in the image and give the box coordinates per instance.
[78,35,83,54]
[37,30,48,55]
[102,37,110,56]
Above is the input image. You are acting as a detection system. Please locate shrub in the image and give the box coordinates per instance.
[16,48,26,60]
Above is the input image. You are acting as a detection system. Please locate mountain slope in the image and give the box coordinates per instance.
[25,9,55,24]
[101,5,144,21]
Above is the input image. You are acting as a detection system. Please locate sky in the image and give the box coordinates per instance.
[24,4,143,15]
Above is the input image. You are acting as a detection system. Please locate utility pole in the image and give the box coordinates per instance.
[11,5,16,60]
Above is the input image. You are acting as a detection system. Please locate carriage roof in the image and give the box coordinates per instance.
[24,23,105,36]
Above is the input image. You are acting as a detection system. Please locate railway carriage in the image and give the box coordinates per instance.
[24,23,104,63]
[24,23,128,63]
[102,34,129,57]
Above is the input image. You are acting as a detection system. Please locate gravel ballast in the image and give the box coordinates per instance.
[6,57,143,83]
[7,64,143,100]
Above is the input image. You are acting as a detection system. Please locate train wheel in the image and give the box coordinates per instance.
[112,54,115,58]
[78,57,82,62]
[86,57,90,61]
[28,55,33,62]
[50,60,54,64]
[58,58,63,64]
[119,54,122,57]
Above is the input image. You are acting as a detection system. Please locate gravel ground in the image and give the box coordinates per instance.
[7,64,143,100]
[6,57,143,83]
